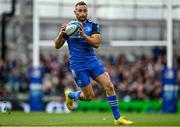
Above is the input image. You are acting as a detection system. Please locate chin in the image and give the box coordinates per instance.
[79,19,86,22]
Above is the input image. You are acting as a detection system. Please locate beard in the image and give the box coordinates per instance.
[78,16,86,22]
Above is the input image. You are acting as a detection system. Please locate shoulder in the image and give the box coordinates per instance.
[83,19,100,34]
[87,19,100,33]
[87,19,99,26]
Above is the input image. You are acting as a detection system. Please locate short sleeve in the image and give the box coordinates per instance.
[92,23,100,34]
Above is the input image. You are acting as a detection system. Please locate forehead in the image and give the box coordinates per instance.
[75,5,87,10]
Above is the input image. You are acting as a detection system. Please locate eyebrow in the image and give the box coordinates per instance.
[76,7,87,10]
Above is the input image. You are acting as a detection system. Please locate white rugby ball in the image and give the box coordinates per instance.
[65,21,80,36]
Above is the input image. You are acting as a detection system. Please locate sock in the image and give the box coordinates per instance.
[107,95,120,120]
[68,91,82,100]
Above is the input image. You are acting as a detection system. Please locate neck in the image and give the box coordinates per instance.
[79,19,86,24]
[81,21,85,24]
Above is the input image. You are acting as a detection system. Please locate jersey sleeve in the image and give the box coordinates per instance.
[92,23,100,35]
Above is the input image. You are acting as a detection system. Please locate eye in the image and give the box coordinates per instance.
[78,9,82,12]
[83,9,87,12]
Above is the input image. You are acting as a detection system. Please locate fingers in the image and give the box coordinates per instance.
[79,22,84,36]
[61,23,67,33]
[79,22,83,28]
[79,22,83,30]
[62,23,67,28]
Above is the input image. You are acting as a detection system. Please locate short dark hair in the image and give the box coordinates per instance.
[75,1,87,7]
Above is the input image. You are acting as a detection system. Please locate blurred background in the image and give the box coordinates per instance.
[0,0,179,113]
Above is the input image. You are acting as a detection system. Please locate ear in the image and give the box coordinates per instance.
[74,10,76,15]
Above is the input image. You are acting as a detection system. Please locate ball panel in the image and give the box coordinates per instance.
[65,21,80,36]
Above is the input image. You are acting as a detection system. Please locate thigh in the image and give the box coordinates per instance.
[71,69,94,98]
[81,83,94,97]
[95,72,116,96]
[95,72,111,87]
[90,61,106,80]
[71,69,90,88]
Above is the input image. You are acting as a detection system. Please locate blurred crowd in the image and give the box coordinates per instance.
[0,47,180,102]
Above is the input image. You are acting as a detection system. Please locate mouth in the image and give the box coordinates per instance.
[79,16,86,21]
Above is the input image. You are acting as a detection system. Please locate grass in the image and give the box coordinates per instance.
[0,111,180,126]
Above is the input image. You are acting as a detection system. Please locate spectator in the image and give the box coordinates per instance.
[0,51,179,101]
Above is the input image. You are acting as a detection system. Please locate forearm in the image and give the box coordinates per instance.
[55,32,66,49]
[82,34,100,48]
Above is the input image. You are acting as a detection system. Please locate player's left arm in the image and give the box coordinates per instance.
[79,23,100,48]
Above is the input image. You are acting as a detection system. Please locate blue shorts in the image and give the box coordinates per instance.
[71,61,106,88]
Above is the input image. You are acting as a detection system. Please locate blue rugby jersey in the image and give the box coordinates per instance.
[65,19,100,71]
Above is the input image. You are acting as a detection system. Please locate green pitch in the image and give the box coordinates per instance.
[0,112,180,126]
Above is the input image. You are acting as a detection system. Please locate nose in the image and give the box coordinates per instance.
[80,13,85,16]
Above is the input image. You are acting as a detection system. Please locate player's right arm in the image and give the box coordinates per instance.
[55,23,67,49]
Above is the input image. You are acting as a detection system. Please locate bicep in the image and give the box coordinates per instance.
[91,34,101,42]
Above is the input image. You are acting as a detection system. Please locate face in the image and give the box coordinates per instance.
[74,5,88,22]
